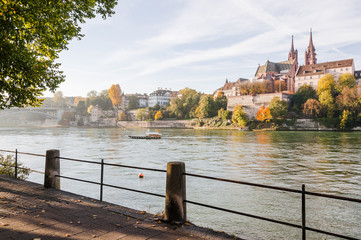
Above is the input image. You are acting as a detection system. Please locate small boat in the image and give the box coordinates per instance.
[128,131,162,139]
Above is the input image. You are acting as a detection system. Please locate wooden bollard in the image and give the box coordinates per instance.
[44,149,60,189]
[164,162,186,223]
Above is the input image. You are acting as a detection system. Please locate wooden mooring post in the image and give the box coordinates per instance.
[164,162,187,223]
[44,149,60,189]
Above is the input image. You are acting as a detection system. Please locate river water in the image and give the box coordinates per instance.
[0,127,360,239]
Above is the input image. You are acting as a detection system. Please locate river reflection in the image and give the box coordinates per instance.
[0,127,360,239]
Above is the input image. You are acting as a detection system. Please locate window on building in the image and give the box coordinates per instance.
[341,68,343,71]
[310,82,313,86]
[346,68,348,71]
[310,76,312,79]
[304,76,306,80]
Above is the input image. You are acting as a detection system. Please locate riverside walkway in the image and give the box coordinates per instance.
[0,175,239,240]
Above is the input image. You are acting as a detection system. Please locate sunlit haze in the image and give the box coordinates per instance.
[48,0,361,97]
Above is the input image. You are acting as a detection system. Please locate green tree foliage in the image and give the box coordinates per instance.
[218,108,231,120]
[319,91,335,118]
[292,84,316,111]
[317,74,336,95]
[169,88,200,119]
[269,97,288,119]
[303,99,323,118]
[0,153,29,180]
[86,90,112,110]
[232,105,248,127]
[215,92,227,110]
[336,73,356,93]
[76,101,87,116]
[136,108,148,121]
[0,0,117,109]
[195,95,217,118]
[128,95,139,110]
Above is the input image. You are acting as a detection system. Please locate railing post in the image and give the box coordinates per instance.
[44,149,60,189]
[15,149,18,179]
[100,159,104,201]
[164,162,186,223]
[302,184,306,240]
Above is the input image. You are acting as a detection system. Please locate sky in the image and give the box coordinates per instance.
[50,0,361,97]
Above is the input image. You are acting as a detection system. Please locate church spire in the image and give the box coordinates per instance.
[305,28,317,65]
[288,35,298,61]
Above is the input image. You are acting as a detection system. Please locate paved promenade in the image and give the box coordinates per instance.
[0,175,240,240]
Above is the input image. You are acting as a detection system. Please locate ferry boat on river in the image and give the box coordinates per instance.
[128,131,162,139]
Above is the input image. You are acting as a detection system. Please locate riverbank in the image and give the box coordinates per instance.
[0,174,241,240]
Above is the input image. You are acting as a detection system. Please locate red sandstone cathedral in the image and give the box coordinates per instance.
[217,29,359,97]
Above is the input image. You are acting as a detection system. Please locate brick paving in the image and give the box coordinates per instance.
[0,175,240,240]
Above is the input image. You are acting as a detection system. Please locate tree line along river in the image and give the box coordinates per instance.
[0,127,360,239]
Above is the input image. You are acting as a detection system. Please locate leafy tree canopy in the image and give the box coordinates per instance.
[195,95,217,119]
[169,87,200,119]
[292,84,316,111]
[109,84,122,107]
[0,0,117,109]
[256,106,272,122]
[232,105,248,127]
[303,99,323,118]
[269,97,288,119]
[336,73,356,93]
[317,74,336,96]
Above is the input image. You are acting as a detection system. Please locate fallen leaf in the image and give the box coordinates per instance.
[65,234,71,237]
[140,211,146,214]
[151,225,156,227]
[1,201,9,204]
[92,235,97,238]
[116,224,121,227]
[158,220,162,224]
[184,222,191,226]
[3,223,9,226]
[41,210,46,213]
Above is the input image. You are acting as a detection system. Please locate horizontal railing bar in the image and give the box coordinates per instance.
[55,175,100,186]
[305,190,361,203]
[55,175,165,198]
[185,173,301,194]
[185,199,301,229]
[56,156,101,165]
[104,162,167,173]
[103,183,165,198]
[0,149,45,157]
[306,226,359,240]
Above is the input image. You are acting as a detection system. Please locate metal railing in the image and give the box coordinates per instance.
[0,149,360,240]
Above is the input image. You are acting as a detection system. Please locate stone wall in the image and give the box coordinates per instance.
[227,92,293,118]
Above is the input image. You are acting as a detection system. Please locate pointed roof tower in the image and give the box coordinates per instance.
[305,28,317,65]
[288,35,298,61]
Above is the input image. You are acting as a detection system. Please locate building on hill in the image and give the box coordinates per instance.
[214,78,248,98]
[254,35,299,92]
[121,93,149,109]
[148,88,174,107]
[295,59,355,91]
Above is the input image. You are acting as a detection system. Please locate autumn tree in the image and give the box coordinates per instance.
[169,88,200,119]
[109,84,122,108]
[303,99,323,118]
[232,105,248,127]
[76,101,87,116]
[269,97,288,119]
[317,74,337,118]
[256,106,272,122]
[274,80,287,92]
[336,73,356,93]
[118,111,128,121]
[0,0,117,109]
[154,111,163,120]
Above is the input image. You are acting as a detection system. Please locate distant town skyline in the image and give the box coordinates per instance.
[47,0,361,97]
